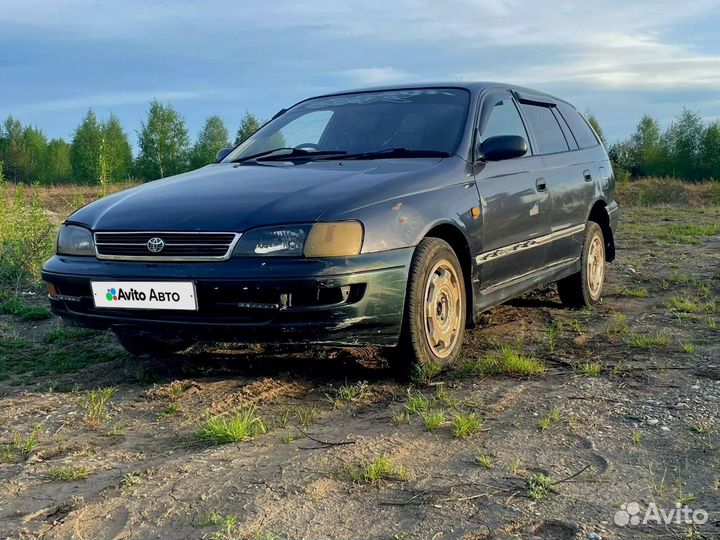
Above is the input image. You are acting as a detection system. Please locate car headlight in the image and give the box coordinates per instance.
[234,225,310,257]
[233,222,363,257]
[56,224,95,256]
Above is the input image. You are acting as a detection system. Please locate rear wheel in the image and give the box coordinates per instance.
[113,331,192,357]
[389,238,466,375]
[557,221,606,308]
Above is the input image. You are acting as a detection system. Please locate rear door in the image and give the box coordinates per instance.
[516,98,590,266]
[473,91,550,290]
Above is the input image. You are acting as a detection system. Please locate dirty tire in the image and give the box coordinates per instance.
[389,237,466,376]
[114,331,192,357]
[557,221,606,309]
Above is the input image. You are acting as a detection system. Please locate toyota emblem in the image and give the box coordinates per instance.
[147,237,165,253]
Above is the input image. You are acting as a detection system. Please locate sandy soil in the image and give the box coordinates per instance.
[1,206,719,540]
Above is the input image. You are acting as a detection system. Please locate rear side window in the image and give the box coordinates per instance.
[519,103,569,154]
[557,103,599,148]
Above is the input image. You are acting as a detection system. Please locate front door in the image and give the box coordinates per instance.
[473,91,551,291]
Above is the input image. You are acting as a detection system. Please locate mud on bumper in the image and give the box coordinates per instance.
[42,249,412,347]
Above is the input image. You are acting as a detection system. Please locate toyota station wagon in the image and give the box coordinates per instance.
[43,83,619,373]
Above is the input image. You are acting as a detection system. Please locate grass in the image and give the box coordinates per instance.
[475,451,495,469]
[121,472,143,487]
[434,386,458,408]
[325,381,370,408]
[451,412,484,438]
[0,329,126,383]
[546,322,560,353]
[198,510,239,540]
[463,343,546,377]
[667,295,716,314]
[680,342,696,354]
[158,403,180,417]
[632,430,642,445]
[49,465,90,482]
[81,387,117,428]
[196,409,267,444]
[280,405,318,428]
[690,421,710,435]
[347,456,409,486]
[576,362,603,377]
[412,360,443,385]
[607,314,630,336]
[1,428,40,463]
[625,333,671,348]
[403,390,430,415]
[507,457,523,475]
[45,327,98,344]
[615,286,649,298]
[526,473,553,501]
[420,411,445,431]
[0,297,51,321]
[538,406,561,431]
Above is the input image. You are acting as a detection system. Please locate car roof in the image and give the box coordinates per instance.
[308,82,575,108]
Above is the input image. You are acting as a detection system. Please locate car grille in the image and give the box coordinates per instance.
[94,232,240,261]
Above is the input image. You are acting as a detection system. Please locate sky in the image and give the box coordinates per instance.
[2,0,720,148]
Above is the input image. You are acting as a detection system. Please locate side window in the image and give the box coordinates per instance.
[557,104,600,148]
[519,103,569,155]
[552,109,578,150]
[481,99,529,155]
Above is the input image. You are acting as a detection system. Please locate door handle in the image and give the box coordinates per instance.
[535,177,547,192]
[583,169,592,181]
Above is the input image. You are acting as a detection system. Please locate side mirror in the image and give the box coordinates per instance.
[479,135,528,162]
[215,147,234,162]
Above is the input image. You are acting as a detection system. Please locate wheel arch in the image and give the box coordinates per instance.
[423,222,475,327]
[587,200,615,262]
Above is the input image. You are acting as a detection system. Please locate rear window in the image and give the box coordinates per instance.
[557,104,599,148]
[519,103,569,154]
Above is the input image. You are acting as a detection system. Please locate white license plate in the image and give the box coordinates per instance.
[91,281,197,311]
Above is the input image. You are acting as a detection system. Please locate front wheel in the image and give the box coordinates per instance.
[113,331,193,357]
[389,238,466,375]
[557,221,606,308]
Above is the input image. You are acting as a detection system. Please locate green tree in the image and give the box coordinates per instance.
[629,115,662,177]
[190,115,230,168]
[45,138,72,184]
[585,112,606,147]
[661,109,704,181]
[698,121,720,181]
[0,117,25,182]
[19,126,48,183]
[71,110,103,184]
[135,100,190,180]
[101,115,133,182]
[234,112,261,145]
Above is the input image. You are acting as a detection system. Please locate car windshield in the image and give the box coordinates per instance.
[225,88,470,162]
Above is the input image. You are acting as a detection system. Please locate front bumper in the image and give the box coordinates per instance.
[42,249,413,347]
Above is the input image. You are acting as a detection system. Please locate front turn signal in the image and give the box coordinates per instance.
[303,222,363,257]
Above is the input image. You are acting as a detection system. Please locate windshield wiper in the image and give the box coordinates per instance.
[320,148,451,161]
[232,148,346,163]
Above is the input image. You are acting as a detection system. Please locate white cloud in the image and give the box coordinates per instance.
[339,67,411,86]
[15,89,220,113]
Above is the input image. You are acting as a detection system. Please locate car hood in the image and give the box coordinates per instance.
[69,159,445,231]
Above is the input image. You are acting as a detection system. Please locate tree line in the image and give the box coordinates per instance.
[0,101,261,185]
[609,109,720,182]
[2,102,719,184]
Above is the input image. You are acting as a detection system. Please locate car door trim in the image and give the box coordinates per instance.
[474,224,585,265]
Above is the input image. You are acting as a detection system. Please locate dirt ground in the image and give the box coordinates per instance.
[1,206,719,540]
